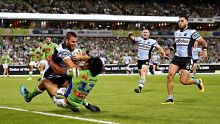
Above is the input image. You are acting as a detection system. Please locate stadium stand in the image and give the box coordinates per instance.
[1,0,219,17]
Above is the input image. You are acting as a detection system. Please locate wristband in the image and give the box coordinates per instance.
[202,47,207,50]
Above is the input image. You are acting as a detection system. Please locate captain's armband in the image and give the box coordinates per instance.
[65,68,79,77]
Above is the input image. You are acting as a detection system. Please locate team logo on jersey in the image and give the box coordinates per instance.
[184,33,187,36]
[81,75,88,80]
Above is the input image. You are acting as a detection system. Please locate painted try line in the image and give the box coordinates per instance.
[0,106,119,124]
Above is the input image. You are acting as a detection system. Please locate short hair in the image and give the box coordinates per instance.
[179,15,188,21]
[87,57,104,77]
[65,32,77,40]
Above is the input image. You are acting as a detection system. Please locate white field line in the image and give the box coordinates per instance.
[0,106,119,124]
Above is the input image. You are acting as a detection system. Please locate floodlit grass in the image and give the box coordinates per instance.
[0,74,220,124]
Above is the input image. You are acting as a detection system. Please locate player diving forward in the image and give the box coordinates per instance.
[20,32,101,112]
[21,54,103,112]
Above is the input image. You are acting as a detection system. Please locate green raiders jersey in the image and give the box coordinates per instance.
[64,69,98,107]
[29,50,37,61]
[35,47,45,60]
[1,54,10,64]
[43,42,57,57]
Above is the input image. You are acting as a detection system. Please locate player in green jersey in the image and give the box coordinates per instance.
[36,41,47,81]
[1,51,11,77]
[42,36,57,57]
[21,55,103,112]
[27,45,37,80]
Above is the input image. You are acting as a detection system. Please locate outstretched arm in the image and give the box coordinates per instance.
[155,44,169,59]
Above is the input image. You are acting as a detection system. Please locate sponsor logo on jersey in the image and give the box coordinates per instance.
[175,38,190,45]
[81,75,88,80]
[45,48,51,52]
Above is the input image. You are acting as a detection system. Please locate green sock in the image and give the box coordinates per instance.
[28,87,43,100]
[29,71,33,77]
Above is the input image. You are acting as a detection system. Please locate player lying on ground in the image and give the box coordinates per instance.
[20,55,104,112]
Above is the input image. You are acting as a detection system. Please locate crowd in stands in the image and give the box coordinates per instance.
[0,0,219,18]
[0,36,219,66]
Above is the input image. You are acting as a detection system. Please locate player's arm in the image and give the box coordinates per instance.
[74,53,90,62]
[155,44,168,59]
[128,32,138,44]
[196,37,207,58]
[47,55,67,76]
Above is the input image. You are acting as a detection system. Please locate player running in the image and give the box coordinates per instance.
[191,41,202,79]
[128,29,167,93]
[162,16,207,104]
[27,45,38,80]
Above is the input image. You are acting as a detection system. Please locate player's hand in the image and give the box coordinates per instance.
[202,49,207,58]
[164,55,170,60]
[46,55,53,62]
[84,103,100,112]
[75,54,90,61]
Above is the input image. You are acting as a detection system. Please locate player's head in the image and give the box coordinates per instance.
[45,36,52,44]
[38,41,44,48]
[142,29,150,39]
[64,32,78,51]
[82,57,104,77]
[178,15,188,30]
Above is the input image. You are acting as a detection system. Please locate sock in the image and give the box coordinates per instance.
[168,95,173,100]
[40,71,44,79]
[139,79,145,88]
[82,100,89,106]
[28,87,44,100]
[194,79,200,86]
[192,73,195,77]
[29,71,33,77]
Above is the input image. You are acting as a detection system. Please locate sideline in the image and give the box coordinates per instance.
[0,106,119,124]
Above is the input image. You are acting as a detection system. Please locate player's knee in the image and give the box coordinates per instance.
[180,79,188,85]
[167,73,174,81]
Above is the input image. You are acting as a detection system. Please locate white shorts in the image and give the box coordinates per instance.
[37,60,49,70]
[29,61,38,67]
[53,88,69,108]
[2,64,8,68]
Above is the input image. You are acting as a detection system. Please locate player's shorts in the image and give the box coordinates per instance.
[29,61,38,67]
[193,59,198,64]
[153,62,159,66]
[2,64,8,68]
[171,56,192,70]
[38,60,50,70]
[52,88,69,108]
[137,59,150,69]
[44,67,71,87]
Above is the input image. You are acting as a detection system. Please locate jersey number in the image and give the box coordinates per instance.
[79,82,94,93]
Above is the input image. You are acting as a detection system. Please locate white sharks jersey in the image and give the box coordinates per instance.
[123,56,132,65]
[174,29,200,57]
[134,37,158,60]
[192,47,202,60]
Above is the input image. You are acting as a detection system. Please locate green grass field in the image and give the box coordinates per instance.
[0,74,220,124]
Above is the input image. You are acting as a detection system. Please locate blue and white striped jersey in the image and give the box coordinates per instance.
[174,29,200,57]
[134,37,158,60]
